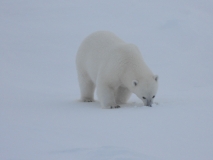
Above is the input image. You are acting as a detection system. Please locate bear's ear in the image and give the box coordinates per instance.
[154,75,158,82]
[132,80,138,87]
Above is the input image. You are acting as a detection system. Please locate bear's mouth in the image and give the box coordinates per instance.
[142,99,152,107]
[146,100,152,107]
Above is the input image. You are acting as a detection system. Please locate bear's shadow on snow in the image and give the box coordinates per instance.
[55,96,160,110]
[59,99,156,110]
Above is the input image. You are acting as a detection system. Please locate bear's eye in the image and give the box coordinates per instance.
[142,97,146,99]
[152,95,155,98]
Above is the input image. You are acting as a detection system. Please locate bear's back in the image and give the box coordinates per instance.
[78,31,125,55]
[76,31,125,80]
[76,31,149,83]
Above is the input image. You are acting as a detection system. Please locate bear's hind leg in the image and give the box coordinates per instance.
[78,73,95,102]
[115,87,131,104]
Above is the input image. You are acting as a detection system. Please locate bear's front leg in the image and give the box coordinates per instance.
[97,84,120,109]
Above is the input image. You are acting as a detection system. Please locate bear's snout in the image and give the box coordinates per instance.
[146,100,152,107]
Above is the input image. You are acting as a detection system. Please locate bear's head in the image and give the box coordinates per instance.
[131,75,158,107]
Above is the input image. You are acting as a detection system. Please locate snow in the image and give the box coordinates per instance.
[1,0,213,160]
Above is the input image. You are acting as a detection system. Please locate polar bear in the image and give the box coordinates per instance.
[76,31,158,109]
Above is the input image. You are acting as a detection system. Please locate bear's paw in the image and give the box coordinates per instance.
[110,105,120,109]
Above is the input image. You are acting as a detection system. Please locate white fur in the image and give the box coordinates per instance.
[76,31,158,108]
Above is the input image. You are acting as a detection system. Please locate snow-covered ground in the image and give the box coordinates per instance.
[1,1,213,160]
